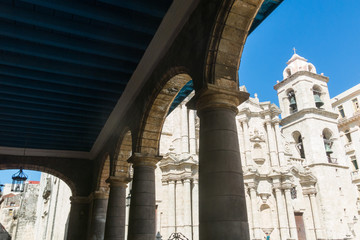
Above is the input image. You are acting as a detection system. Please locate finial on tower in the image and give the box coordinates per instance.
[293,47,297,54]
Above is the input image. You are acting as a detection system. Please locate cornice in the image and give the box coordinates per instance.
[274,71,329,90]
[281,108,338,126]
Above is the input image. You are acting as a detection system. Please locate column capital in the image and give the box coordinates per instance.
[302,187,317,196]
[187,84,249,114]
[183,178,192,183]
[128,152,162,168]
[106,175,130,187]
[89,190,109,200]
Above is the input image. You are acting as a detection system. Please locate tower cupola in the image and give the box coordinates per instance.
[283,51,316,79]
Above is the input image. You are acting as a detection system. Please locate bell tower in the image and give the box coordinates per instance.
[274,52,342,165]
[274,52,359,240]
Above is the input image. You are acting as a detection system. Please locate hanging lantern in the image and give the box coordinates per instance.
[11,168,28,192]
[314,94,324,108]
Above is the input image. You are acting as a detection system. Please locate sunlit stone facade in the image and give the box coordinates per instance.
[154,54,360,240]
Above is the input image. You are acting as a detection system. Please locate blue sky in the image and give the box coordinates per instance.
[239,0,360,104]
[1,0,360,185]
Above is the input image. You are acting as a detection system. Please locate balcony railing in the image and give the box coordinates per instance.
[327,157,338,164]
[288,157,304,165]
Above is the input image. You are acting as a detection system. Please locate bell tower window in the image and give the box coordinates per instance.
[293,131,305,159]
[288,90,297,113]
[313,86,324,108]
[323,129,335,163]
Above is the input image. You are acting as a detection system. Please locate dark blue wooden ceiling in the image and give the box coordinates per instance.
[0,0,282,152]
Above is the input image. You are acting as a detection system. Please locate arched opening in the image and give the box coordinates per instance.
[137,73,193,156]
[313,85,324,108]
[322,128,334,163]
[286,68,292,78]
[287,89,297,113]
[0,168,72,240]
[293,131,305,159]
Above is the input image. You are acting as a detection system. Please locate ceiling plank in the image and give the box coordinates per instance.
[0,3,151,47]
[20,0,160,34]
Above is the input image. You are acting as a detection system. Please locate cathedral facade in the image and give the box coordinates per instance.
[153,53,360,240]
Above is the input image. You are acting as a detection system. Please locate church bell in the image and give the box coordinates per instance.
[289,96,297,108]
[314,94,324,108]
[324,142,333,154]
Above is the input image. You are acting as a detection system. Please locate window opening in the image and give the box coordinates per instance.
[352,98,359,111]
[288,91,297,113]
[351,156,359,170]
[295,135,305,158]
[345,130,352,143]
[338,105,345,118]
[313,89,324,108]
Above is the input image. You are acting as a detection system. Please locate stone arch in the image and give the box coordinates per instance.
[113,130,133,177]
[137,73,192,155]
[205,0,264,87]
[0,164,76,196]
[96,153,110,193]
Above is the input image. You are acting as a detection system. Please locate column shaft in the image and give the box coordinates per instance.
[104,176,128,240]
[189,110,197,155]
[167,181,176,236]
[67,197,89,240]
[249,188,261,239]
[242,120,253,166]
[127,154,161,240]
[183,179,192,239]
[265,122,279,166]
[284,189,298,239]
[274,122,286,166]
[181,104,189,154]
[237,120,247,166]
[309,193,322,239]
[192,179,199,240]
[175,180,184,233]
[197,94,249,239]
[89,193,108,240]
[274,188,289,239]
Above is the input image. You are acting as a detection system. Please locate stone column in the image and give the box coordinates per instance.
[242,119,253,166]
[265,121,279,166]
[309,192,323,239]
[283,187,298,239]
[67,196,89,240]
[181,103,189,154]
[104,176,130,240]
[248,184,261,239]
[167,180,176,236]
[274,187,289,239]
[89,191,109,240]
[127,153,162,240]
[183,179,192,239]
[189,110,197,155]
[274,119,286,166]
[192,179,199,240]
[193,85,250,240]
